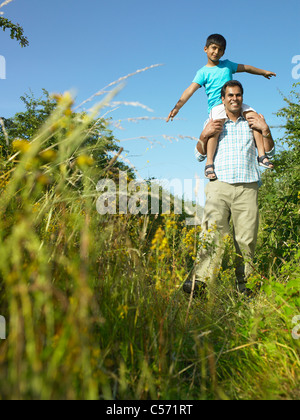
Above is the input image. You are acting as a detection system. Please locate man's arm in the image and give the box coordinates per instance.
[196,120,224,156]
[246,114,275,153]
[167,83,200,122]
[237,64,276,80]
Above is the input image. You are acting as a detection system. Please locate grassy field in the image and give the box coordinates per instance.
[0,89,299,400]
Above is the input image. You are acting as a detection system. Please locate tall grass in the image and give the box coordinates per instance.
[0,86,299,400]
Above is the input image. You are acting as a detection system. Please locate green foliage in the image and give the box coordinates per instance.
[0,89,133,176]
[0,90,57,151]
[257,82,300,272]
[0,17,29,47]
[0,85,299,400]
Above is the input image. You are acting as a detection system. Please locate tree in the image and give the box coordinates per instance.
[0,16,29,47]
[0,89,133,176]
[257,83,300,270]
[1,89,56,148]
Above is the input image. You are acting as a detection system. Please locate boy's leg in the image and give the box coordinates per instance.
[244,111,274,169]
[205,135,218,180]
[205,118,226,179]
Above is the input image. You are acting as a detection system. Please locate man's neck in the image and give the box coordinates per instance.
[226,110,242,122]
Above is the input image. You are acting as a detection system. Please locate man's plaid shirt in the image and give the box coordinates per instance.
[195,116,275,184]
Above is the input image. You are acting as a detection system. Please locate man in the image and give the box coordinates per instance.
[184,80,275,297]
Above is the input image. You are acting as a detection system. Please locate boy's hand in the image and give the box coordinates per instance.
[166,108,179,122]
[263,71,277,79]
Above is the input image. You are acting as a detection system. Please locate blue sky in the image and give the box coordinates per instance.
[1,0,300,204]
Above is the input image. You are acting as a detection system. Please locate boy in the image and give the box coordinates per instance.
[167,34,276,179]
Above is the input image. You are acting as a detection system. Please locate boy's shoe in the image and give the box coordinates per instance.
[258,155,274,169]
[183,280,207,298]
[205,164,217,180]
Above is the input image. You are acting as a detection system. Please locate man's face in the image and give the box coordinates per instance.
[204,43,225,63]
[222,86,243,114]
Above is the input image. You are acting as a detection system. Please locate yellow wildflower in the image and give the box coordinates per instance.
[12,139,31,154]
[36,173,52,186]
[39,149,57,163]
[51,91,74,108]
[76,155,95,169]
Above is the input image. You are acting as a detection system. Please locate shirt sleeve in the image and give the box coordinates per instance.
[195,147,206,162]
[193,68,206,86]
[195,119,210,161]
[266,146,276,159]
[226,60,239,74]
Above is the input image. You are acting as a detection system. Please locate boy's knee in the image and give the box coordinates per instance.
[243,110,258,121]
[213,118,226,124]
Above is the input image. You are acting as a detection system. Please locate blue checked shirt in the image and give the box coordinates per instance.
[195,116,275,184]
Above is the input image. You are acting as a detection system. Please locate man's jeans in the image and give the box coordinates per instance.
[194,180,259,293]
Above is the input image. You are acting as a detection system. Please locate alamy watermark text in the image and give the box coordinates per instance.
[292,315,300,340]
[96,171,204,225]
[0,56,6,79]
[0,316,6,340]
[292,55,300,80]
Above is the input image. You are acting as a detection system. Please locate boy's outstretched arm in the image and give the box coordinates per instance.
[237,64,276,79]
[167,83,200,122]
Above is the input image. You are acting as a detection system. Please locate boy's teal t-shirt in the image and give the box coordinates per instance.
[193,59,239,113]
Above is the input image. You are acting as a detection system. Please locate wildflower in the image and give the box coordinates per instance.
[51,93,63,102]
[60,164,68,175]
[32,203,41,213]
[36,173,52,186]
[182,226,202,258]
[151,227,171,259]
[25,157,41,170]
[12,138,31,154]
[165,218,177,231]
[118,305,129,319]
[51,91,74,108]
[76,155,95,169]
[39,149,57,163]
[64,108,73,117]
[151,227,164,250]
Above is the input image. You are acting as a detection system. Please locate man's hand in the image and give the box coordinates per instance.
[201,119,224,140]
[247,114,275,153]
[197,119,224,155]
[263,70,277,79]
[166,108,179,122]
[246,113,270,134]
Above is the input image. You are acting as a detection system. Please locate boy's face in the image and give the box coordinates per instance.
[204,43,225,63]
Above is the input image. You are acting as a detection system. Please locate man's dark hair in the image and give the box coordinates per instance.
[221,80,244,98]
[206,34,227,51]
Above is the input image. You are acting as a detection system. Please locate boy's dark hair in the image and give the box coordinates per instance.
[221,80,244,98]
[206,34,227,51]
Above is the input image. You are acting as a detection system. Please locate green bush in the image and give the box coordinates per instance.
[0,85,299,400]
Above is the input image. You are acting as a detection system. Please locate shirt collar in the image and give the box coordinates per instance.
[224,114,246,124]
